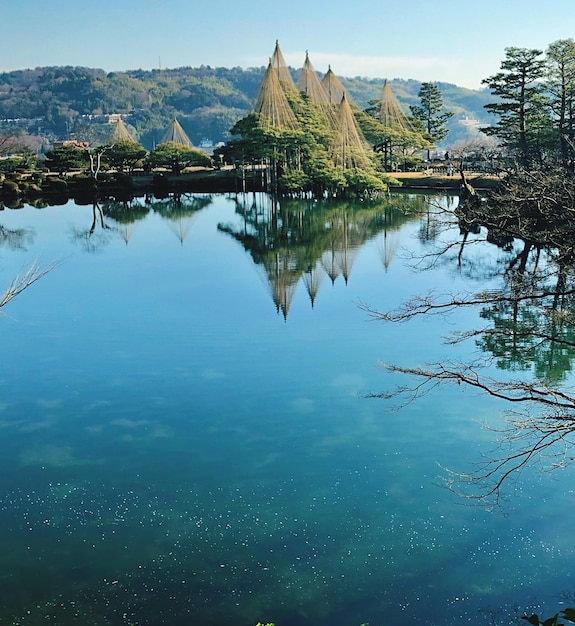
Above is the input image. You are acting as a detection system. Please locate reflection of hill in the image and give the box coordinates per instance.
[218,193,425,319]
[147,194,213,243]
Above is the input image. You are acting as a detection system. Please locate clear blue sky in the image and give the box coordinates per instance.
[5,0,575,89]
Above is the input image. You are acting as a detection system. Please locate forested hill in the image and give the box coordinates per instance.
[0,65,494,150]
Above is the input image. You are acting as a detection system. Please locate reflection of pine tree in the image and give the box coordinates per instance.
[148,194,213,244]
[219,194,421,317]
[479,295,575,384]
[102,199,151,245]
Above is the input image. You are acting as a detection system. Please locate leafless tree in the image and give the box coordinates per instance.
[0,130,22,156]
[363,168,575,504]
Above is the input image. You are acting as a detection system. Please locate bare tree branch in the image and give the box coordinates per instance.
[0,259,63,309]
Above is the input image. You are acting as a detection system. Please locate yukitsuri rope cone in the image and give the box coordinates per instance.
[297,51,337,128]
[270,40,299,94]
[111,118,137,143]
[321,66,349,105]
[252,42,375,183]
[330,93,372,170]
[161,118,194,147]
[379,80,416,132]
[254,58,300,132]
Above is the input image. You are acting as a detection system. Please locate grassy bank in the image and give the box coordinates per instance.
[389,171,500,190]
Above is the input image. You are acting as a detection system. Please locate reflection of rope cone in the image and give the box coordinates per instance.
[222,191,419,317]
[303,261,324,308]
[262,251,300,320]
[113,220,137,246]
[321,248,340,284]
[338,246,359,284]
[378,229,400,271]
[165,214,198,244]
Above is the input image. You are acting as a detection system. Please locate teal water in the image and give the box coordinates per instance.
[0,193,573,626]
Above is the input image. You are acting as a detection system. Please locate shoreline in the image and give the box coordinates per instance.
[389,171,499,191]
[0,168,500,207]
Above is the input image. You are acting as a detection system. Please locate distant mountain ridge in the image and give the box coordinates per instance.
[0,65,494,150]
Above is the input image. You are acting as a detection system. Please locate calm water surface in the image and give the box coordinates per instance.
[0,193,573,626]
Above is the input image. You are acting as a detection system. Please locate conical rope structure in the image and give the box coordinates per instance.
[297,52,337,128]
[254,59,300,132]
[271,40,299,94]
[329,93,372,171]
[161,118,193,147]
[321,66,349,105]
[379,80,416,132]
[297,52,330,103]
[111,118,137,143]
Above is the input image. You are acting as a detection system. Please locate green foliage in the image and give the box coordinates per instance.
[0,152,36,173]
[545,38,575,169]
[104,140,147,173]
[410,82,454,150]
[482,47,550,166]
[0,65,495,152]
[43,144,89,174]
[1,179,20,194]
[145,141,212,175]
[357,106,430,170]
[226,85,402,196]
[343,167,390,194]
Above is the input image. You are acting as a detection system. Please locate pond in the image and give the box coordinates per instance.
[0,192,573,626]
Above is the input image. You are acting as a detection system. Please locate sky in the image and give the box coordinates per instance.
[4,0,575,90]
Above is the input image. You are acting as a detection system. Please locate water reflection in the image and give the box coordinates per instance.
[102,198,151,245]
[367,193,575,504]
[218,193,425,318]
[0,192,573,625]
[478,284,575,384]
[144,194,212,244]
[0,223,35,250]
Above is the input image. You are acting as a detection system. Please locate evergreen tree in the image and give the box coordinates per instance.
[145,142,211,175]
[104,140,147,174]
[409,82,453,159]
[545,38,575,171]
[44,144,89,175]
[481,47,549,167]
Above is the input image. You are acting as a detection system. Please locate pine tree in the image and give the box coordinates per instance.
[481,47,549,167]
[409,82,453,159]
